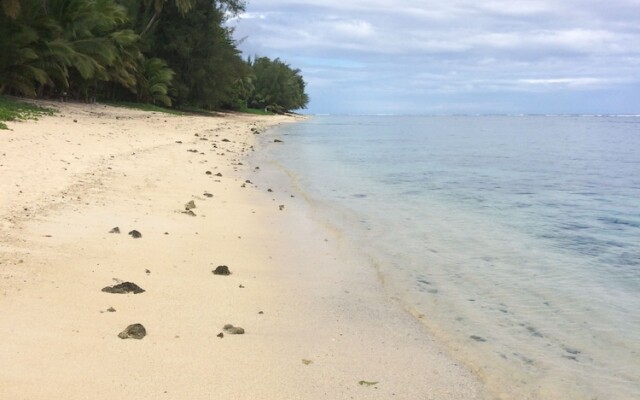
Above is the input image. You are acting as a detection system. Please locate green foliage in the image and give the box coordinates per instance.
[0,0,308,112]
[247,57,309,113]
[148,0,249,109]
[0,95,55,129]
[0,22,48,97]
[138,0,245,37]
[0,0,143,100]
[136,57,174,106]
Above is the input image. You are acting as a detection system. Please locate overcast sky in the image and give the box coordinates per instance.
[229,0,640,115]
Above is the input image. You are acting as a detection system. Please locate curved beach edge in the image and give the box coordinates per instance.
[0,101,491,399]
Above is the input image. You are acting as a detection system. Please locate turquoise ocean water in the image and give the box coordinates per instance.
[262,115,640,400]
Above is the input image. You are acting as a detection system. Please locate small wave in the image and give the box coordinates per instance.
[560,223,592,231]
[598,217,640,229]
[615,253,640,268]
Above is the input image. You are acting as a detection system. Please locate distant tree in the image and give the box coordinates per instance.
[248,57,309,113]
[148,0,249,109]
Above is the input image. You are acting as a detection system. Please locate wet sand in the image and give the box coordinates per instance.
[0,102,490,399]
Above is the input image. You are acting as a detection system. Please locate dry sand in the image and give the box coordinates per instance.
[0,101,491,399]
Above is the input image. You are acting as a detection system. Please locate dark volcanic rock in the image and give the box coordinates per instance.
[215,172,223,177]
[203,193,213,198]
[274,139,283,143]
[223,324,245,335]
[128,230,142,238]
[109,227,120,234]
[118,323,146,339]
[102,282,145,294]
[213,265,231,275]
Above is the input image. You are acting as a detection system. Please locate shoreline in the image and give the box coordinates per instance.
[0,102,489,399]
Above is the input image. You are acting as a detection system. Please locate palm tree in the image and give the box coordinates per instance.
[0,0,145,99]
[44,0,142,99]
[0,24,48,96]
[0,1,65,96]
[136,57,174,106]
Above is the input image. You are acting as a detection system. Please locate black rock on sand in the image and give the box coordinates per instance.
[223,324,245,335]
[118,323,146,339]
[102,282,145,294]
[212,265,231,275]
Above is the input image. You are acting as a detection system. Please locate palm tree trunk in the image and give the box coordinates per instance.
[141,10,160,36]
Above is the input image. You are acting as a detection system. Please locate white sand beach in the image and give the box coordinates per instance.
[0,102,490,399]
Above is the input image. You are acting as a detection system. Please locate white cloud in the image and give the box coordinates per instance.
[474,0,557,16]
[329,18,375,39]
[518,77,617,88]
[466,28,622,55]
[232,0,640,113]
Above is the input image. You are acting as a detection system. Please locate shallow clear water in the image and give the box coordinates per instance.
[264,115,640,400]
